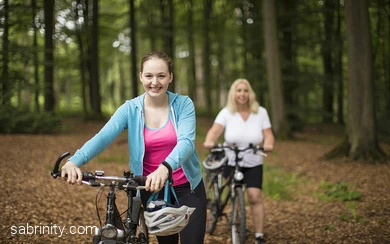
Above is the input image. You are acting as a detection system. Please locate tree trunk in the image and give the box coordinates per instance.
[326,0,387,163]
[1,0,9,105]
[75,0,89,117]
[262,0,289,139]
[44,0,55,111]
[129,0,138,98]
[203,0,212,116]
[187,0,197,101]
[89,0,102,118]
[335,1,344,124]
[32,0,40,112]
[321,0,336,123]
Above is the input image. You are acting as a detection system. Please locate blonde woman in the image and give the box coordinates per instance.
[203,78,275,244]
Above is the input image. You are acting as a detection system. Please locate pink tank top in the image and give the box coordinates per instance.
[143,119,188,186]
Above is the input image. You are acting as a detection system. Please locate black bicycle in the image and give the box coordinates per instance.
[51,151,149,244]
[203,144,265,244]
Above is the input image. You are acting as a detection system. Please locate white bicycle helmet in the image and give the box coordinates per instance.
[144,200,195,236]
[202,148,228,171]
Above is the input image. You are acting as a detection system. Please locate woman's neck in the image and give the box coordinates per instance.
[144,93,169,109]
[237,104,249,112]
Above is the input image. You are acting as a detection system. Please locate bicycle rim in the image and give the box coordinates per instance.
[230,187,246,244]
[206,178,219,234]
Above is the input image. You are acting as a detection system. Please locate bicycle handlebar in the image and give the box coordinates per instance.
[211,143,267,157]
[51,151,146,190]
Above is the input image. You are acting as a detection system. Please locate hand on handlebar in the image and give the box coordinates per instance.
[263,144,273,152]
[203,141,215,149]
[145,165,169,193]
[61,161,83,185]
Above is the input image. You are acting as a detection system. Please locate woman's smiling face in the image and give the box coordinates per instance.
[140,58,173,97]
[234,82,249,106]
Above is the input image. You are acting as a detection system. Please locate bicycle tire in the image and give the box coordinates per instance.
[205,171,219,234]
[230,187,246,244]
[138,208,149,244]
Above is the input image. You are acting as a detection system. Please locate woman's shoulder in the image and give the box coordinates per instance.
[257,106,268,113]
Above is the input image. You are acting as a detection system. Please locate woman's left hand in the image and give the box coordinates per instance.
[145,165,169,192]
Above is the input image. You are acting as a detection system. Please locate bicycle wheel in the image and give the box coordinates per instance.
[230,187,246,244]
[138,208,149,244]
[205,171,219,234]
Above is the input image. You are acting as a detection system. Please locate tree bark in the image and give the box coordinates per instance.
[321,0,336,123]
[203,0,212,116]
[130,0,138,98]
[1,0,10,105]
[89,0,102,117]
[263,0,289,138]
[326,0,387,163]
[44,0,55,111]
[187,0,197,101]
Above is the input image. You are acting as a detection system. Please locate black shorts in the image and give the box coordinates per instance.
[223,164,263,189]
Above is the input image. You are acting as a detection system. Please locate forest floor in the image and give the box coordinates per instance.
[0,118,389,244]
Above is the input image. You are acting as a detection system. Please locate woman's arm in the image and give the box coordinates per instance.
[262,127,275,151]
[203,123,225,149]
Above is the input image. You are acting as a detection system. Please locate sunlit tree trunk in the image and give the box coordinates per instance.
[44,0,55,111]
[263,0,289,138]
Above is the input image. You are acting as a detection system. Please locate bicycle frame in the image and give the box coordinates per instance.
[205,144,265,244]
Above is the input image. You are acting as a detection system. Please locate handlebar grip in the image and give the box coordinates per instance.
[133,175,147,186]
[51,151,71,179]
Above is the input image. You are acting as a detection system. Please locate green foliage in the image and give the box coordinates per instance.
[319,181,362,202]
[0,105,62,134]
[340,202,365,223]
[263,164,299,201]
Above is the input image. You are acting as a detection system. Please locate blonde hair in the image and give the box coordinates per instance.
[225,78,259,114]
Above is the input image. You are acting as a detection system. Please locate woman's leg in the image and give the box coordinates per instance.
[140,180,206,244]
[177,180,207,244]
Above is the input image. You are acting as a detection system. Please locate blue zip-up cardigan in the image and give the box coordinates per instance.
[68,91,202,190]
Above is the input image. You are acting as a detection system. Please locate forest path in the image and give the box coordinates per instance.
[0,119,389,243]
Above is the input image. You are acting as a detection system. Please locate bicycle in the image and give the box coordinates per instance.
[203,144,265,244]
[51,151,149,244]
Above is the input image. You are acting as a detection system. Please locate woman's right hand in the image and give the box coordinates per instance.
[61,161,82,185]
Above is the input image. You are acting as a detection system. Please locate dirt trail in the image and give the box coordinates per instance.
[0,120,389,243]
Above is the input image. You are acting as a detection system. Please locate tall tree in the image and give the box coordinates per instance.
[75,0,89,116]
[326,0,387,162]
[335,1,344,124]
[203,0,212,116]
[44,0,55,111]
[321,0,336,123]
[1,0,10,105]
[187,0,197,101]
[263,0,289,138]
[129,0,138,98]
[89,0,102,117]
[1,0,9,105]
[32,0,40,111]
[159,0,175,92]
